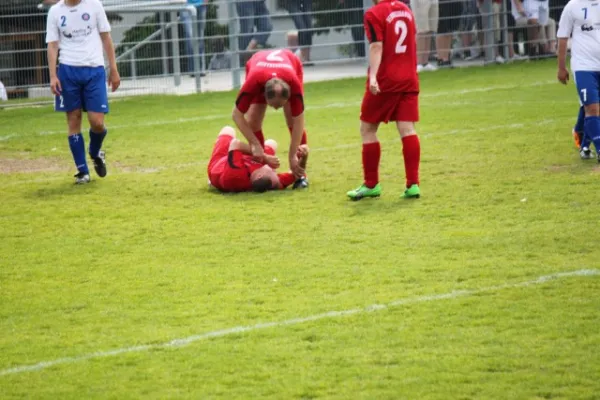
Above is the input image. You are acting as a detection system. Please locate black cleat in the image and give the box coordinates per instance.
[293,176,309,189]
[74,172,90,184]
[91,150,107,177]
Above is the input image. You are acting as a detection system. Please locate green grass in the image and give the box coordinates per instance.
[1,59,599,399]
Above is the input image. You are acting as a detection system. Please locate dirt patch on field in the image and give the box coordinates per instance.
[0,156,67,174]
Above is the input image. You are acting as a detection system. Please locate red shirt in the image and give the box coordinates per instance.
[364,0,419,93]
[213,150,296,192]
[235,49,305,117]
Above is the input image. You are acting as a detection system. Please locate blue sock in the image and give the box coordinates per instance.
[584,116,600,154]
[576,107,593,149]
[88,128,107,158]
[69,133,89,174]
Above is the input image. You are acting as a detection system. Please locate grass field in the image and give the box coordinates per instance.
[1,59,599,399]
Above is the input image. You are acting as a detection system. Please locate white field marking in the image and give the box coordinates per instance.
[0,269,597,377]
[0,118,557,188]
[0,80,555,141]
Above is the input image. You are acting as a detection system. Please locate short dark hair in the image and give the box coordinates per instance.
[251,175,274,192]
[265,78,290,100]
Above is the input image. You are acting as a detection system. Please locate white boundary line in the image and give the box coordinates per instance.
[0,118,557,187]
[0,80,555,141]
[1,268,597,377]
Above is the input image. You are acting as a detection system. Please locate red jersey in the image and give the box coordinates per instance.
[211,150,296,192]
[235,49,305,117]
[364,0,419,93]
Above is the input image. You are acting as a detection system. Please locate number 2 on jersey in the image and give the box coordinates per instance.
[266,50,284,62]
[394,20,408,54]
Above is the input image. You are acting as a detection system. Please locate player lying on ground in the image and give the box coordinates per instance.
[46,0,120,184]
[207,126,309,193]
[347,0,422,201]
[557,0,600,163]
[232,48,309,186]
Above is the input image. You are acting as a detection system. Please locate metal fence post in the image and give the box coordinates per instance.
[228,0,241,89]
[171,11,181,87]
[159,12,169,76]
[130,53,137,81]
[501,0,510,60]
[189,5,202,93]
[363,0,370,64]
[482,0,495,63]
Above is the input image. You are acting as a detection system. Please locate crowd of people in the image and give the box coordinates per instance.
[177,0,568,75]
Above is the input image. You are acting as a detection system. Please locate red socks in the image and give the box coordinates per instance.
[362,142,381,188]
[402,135,420,187]
[254,130,265,148]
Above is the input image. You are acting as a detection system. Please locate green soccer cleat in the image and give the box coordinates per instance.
[403,184,421,199]
[347,183,381,201]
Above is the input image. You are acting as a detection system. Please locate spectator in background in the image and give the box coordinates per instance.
[411,0,439,71]
[208,37,233,71]
[513,0,549,57]
[476,0,505,63]
[539,17,556,54]
[436,0,462,67]
[459,0,480,60]
[181,0,207,77]
[0,80,7,101]
[281,0,314,64]
[339,0,366,58]
[236,0,273,56]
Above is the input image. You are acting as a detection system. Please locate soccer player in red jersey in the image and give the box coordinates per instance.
[232,48,308,185]
[207,126,309,193]
[347,0,422,201]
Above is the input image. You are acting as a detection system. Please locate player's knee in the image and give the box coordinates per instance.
[66,110,82,132]
[360,122,378,143]
[218,125,236,137]
[396,121,416,138]
[88,116,105,133]
[584,104,600,117]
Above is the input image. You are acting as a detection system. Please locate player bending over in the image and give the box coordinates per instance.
[347,0,421,201]
[46,0,120,184]
[232,48,308,186]
[207,126,309,193]
[557,0,600,163]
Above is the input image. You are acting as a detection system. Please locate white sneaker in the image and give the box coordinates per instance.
[74,172,90,184]
[416,64,424,73]
[424,62,438,71]
[495,55,505,64]
[580,147,592,159]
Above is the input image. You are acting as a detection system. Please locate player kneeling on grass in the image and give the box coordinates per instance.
[347,0,421,201]
[207,126,309,193]
[46,0,120,184]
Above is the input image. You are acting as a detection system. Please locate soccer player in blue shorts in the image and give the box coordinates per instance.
[46,0,120,184]
[557,0,600,163]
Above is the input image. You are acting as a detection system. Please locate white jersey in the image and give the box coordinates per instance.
[45,0,111,67]
[557,0,600,72]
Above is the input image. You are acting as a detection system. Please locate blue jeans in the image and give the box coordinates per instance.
[236,1,273,50]
[181,4,207,72]
[285,0,313,47]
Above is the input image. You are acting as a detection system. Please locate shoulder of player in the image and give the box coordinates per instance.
[48,1,65,15]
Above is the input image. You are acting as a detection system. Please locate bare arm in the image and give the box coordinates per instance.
[232,107,261,147]
[368,42,383,79]
[557,38,568,71]
[47,41,61,95]
[557,38,569,84]
[100,32,120,91]
[288,112,305,177]
[229,138,279,168]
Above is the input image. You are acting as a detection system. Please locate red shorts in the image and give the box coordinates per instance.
[207,134,275,189]
[360,91,419,124]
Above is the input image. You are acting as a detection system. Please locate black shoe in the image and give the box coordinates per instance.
[437,59,453,68]
[91,150,107,178]
[293,176,309,189]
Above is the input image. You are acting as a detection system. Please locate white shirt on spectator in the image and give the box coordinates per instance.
[45,0,111,67]
[0,80,7,101]
[557,0,600,71]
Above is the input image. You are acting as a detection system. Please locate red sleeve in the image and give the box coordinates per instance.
[235,74,262,113]
[289,76,304,117]
[277,172,296,189]
[227,150,245,169]
[364,9,383,43]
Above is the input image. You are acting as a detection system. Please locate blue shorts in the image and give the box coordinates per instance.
[55,64,109,113]
[574,71,600,106]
